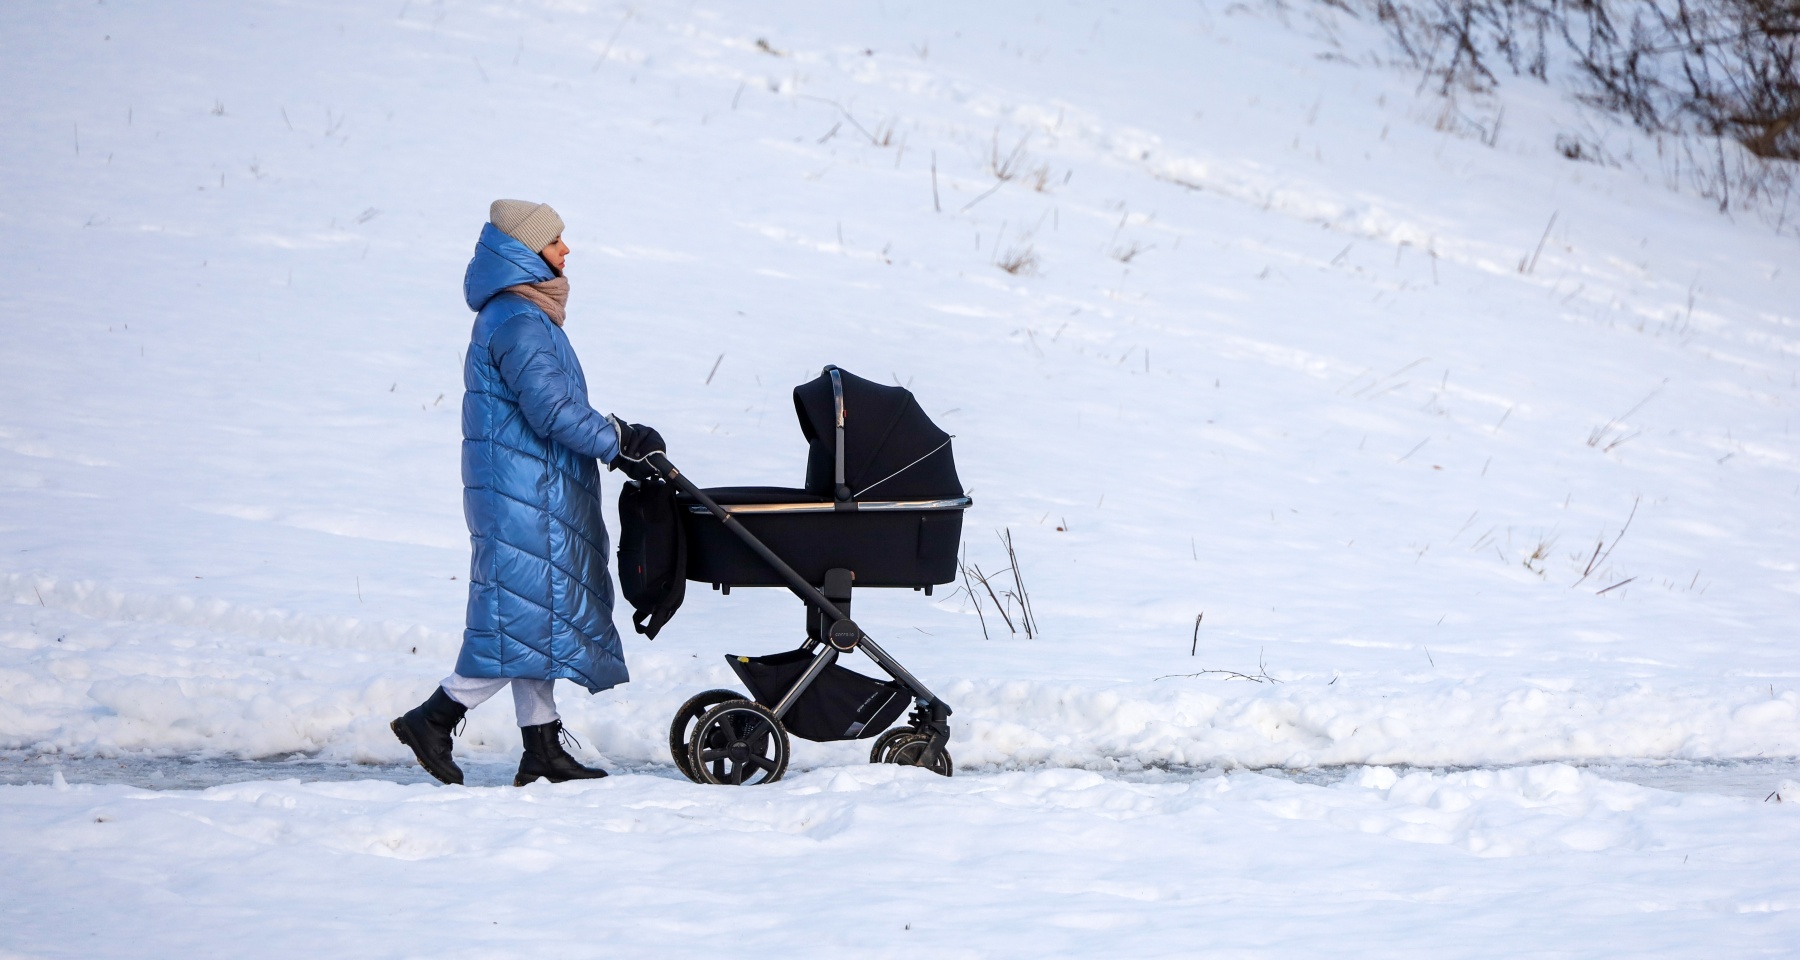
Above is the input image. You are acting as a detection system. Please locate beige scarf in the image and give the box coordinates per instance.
[505,276,569,326]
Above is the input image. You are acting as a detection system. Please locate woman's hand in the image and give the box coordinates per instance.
[607,416,667,481]
[619,422,666,459]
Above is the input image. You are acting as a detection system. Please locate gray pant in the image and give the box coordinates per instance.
[440,672,559,727]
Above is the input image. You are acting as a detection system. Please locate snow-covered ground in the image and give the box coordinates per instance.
[2,0,1798,955]
[8,764,1800,957]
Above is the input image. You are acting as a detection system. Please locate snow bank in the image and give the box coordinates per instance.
[7,578,1797,769]
[3,572,452,655]
[945,676,1800,770]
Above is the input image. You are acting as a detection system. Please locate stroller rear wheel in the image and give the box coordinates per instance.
[690,700,790,786]
[888,737,954,777]
[669,689,744,783]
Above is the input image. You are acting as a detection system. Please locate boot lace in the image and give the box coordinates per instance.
[557,723,583,752]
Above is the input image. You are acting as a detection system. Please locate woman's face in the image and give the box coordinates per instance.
[541,236,569,273]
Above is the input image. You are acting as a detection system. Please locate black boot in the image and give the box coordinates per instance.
[391,687,467,785]
[515,720,608,786]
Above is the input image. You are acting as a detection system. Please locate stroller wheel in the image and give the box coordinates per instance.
[669,689,744,783]
[690,700,790,786]
[888,737,954,777]
[869,727,918,764]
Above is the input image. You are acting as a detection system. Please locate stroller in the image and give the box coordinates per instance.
[621,366,969,785]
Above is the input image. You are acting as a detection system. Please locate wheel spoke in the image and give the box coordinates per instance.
[745,755,774,773]
[699,748,730,763]
[731,760,747,785]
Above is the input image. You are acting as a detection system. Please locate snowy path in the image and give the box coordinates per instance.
[9,752,1800,799]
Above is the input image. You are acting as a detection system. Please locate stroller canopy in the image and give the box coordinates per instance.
[793,367,962,501]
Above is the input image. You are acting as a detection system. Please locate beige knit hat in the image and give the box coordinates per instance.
[489,199,565,254]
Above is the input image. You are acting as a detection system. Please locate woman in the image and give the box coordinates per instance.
[392,199,664,786]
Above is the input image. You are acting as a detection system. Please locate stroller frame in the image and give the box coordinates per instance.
[649,445,957,780]
[648,367,964,778]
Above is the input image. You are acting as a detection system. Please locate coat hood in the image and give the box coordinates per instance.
[464,221,557,312]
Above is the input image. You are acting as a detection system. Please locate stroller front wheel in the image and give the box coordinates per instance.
[690,700,790,786]
[869,727,918,764]
[888,737,954,777]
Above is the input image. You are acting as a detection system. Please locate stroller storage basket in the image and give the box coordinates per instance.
[681,486,968,588]
[727,649,912,743]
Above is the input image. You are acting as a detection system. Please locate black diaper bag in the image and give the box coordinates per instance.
[616,477,687,639]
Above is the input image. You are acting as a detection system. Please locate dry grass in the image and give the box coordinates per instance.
[1110,240,1155,264]
[996,243,1040,276]
[1343,0,1800,226]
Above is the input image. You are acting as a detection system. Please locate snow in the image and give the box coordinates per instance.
[2,0,1799,955]
[7,765,1800,957]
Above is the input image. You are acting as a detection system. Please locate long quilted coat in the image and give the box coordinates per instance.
[455,222,628,692]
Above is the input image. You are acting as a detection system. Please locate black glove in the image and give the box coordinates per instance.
[608,415,666,481]
[621,422,667,460]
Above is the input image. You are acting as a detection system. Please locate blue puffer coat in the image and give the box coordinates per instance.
[455,223,627,692]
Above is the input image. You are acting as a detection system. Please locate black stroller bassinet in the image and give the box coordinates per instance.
[620,366,970,785]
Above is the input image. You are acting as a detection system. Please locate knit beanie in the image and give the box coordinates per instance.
[488,199,565,254]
